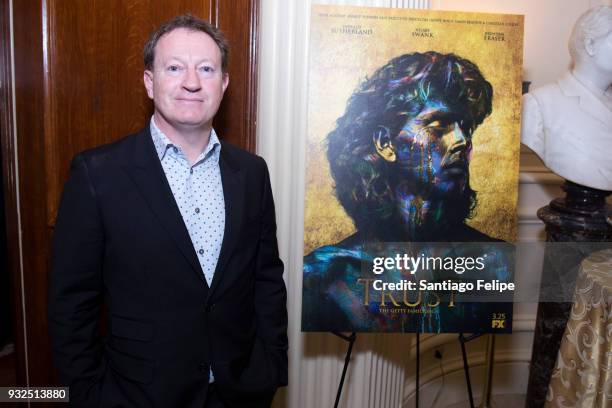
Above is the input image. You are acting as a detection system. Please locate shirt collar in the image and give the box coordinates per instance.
[149,116,221,162]
[203,127,222,162]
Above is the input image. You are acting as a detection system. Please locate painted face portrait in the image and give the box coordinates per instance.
[327,51,492,241]
[380,99,474,236]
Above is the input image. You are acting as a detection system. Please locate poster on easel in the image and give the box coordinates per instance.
[302,5,523,333]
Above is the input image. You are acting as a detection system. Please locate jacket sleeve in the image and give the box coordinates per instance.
[48,154,105,406]
[254,159,288,387]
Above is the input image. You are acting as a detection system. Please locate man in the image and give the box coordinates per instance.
[49,14,287,408]
[522,5,612,191]
[302,52,510,332]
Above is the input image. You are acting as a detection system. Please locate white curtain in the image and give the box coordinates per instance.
[257,1,431,407]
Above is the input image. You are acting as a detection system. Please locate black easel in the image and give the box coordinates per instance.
[459,333,482,408]
[332,332,357,408]
[416,332,420,408]
[331,331,484,408]
[331,331,423,408]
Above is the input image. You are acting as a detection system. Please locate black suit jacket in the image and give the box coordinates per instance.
[48,127,288,408]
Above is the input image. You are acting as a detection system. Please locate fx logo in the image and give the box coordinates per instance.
[492,319,505,329]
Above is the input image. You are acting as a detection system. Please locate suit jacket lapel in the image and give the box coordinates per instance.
[558,73,612,128]
[123,128,208,287]
[209,145,244,297]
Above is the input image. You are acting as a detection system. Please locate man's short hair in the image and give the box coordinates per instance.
[327,51,493,231]
[569,6,612,62]
[144,13,229,72]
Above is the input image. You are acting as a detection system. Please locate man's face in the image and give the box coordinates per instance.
[144,28,229,134]
[391,99,472,228]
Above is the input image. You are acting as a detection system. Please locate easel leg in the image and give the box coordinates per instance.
[332,332,357,408]
[459,333,478,408]
[458,333,496,408]
[480,334,495,408]
[416,332,420,408]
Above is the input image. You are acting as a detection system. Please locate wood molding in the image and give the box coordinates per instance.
[214,0,260,152]
[43,0,59,232]
[247,0,259,153]
[0,0,27,386]
[12,0,54,385]
[519,171,563,185]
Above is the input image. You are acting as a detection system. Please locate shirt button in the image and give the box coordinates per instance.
[195,208,200,214]
[190,168,194,174]
[173,146,178,153]
[199,249,204,255]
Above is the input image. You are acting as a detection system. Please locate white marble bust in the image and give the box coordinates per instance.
[522,6,612,191]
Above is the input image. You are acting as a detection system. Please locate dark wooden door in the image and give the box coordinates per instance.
[6,0,259,390]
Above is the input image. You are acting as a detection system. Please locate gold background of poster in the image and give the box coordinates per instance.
[305,6,524,254]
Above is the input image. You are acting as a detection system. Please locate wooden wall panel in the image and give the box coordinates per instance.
[44,0,258,225]
[44,0,215,226]
[10,0,259,391]
[215,0,259,153]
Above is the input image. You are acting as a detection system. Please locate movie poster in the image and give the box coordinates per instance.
[302,5,523,333]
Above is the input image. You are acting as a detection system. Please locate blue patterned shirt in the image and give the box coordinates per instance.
[150,118,225,287]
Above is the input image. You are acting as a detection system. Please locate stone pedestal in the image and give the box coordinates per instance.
[525,181,611,408]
